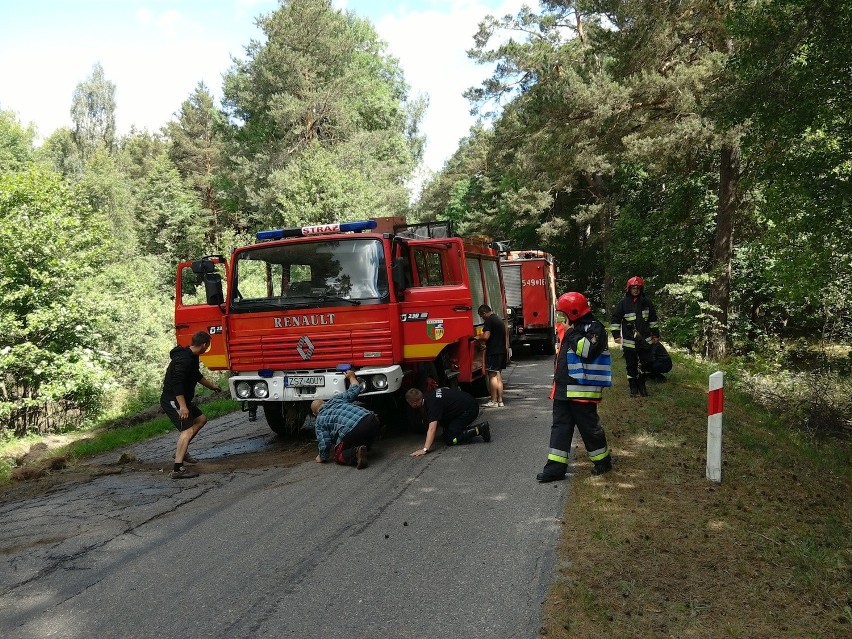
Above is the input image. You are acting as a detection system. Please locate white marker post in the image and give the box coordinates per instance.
[706,371,724,482]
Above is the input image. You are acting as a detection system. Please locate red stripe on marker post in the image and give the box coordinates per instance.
[708,387,724,416]
[706,371,724,483]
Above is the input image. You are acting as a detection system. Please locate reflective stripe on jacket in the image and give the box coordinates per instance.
[554,312,610,403]
[566,349,613,387]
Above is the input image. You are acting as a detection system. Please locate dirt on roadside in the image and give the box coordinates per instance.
[0,413,423,505]
[0,443,318,504]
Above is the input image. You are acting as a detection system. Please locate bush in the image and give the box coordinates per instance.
[739,368,852,439]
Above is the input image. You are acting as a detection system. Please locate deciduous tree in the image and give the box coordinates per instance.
[70,62,117,161]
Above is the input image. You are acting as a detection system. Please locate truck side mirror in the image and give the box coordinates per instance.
[204,272,224,306]
[392,258,408,301]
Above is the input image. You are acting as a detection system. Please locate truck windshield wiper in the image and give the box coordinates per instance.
[232,296,361,310]
[316,295,361,306]
[232,299,288,311]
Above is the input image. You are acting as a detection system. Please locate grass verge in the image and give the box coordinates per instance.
[0,397,240,484]
[542,348,852,639]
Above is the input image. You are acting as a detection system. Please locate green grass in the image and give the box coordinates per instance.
[63,417,175,459]
[542,343,852,638]
[67,398,240,459]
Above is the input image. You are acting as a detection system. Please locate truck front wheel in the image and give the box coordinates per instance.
[262,402,288,436]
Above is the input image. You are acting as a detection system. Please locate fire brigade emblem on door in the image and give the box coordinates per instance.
[297,336,315,360]
[426,319,444,340]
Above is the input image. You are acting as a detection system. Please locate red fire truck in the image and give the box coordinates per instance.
[173,217,508,434]
[500,250,557,355]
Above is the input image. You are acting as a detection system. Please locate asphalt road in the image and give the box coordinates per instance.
[0,354,572,639]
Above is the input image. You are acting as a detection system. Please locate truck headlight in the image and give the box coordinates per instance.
[253,381,269,399]
[372,374,388,390]
[235,381,252,399]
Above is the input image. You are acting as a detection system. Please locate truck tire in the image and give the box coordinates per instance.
[432,354,460,390]
[463,374,490,398]
[262,402,288,436]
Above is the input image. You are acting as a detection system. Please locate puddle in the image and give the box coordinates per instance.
[199,434,289,458]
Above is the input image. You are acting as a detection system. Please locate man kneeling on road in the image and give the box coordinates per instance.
[312,368,380,469]
[406,387,491,457]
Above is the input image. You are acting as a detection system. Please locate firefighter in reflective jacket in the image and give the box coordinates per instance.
[537,292,613,481]
[610,275,659,397]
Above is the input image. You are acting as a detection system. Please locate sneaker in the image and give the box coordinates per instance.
[355,445,368,469]
[479,421,491,443]
[170,467,199,479]
[183,453,198,464]
[497,402,505,407]
[483,401,499,408]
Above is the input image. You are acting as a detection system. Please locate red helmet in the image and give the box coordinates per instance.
[626,276,644,292]
[556,292,591,321]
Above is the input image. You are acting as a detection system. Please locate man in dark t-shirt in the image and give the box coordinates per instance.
[160,331,222,479]
[475,304,507,407]
[406,387,491,456]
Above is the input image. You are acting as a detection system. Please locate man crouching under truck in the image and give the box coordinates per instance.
[311,368,381,469]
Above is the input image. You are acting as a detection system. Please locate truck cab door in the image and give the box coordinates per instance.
[174,256,229,370]
[394,238,474,365]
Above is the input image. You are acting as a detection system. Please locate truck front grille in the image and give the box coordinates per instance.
[228,326,393,370]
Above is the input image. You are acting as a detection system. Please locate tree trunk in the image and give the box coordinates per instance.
[707,142,740,360]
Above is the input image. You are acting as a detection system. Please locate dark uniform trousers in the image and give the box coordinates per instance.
[624,344,653,380]
[441,403,480,445]
[542,399,610,475]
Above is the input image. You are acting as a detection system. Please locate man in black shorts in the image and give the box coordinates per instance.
[160,331,222,479]
[406,387,491,456]
[475,304,507,407]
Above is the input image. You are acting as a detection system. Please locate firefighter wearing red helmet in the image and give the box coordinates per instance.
[537,292,612,481]
[610,276,660,397]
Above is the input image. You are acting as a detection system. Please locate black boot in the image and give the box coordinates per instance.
[638,374,649,397]
[452,427,479,445]
[629,378,639,397]
[537,460,567,482]
[592,458,612,475]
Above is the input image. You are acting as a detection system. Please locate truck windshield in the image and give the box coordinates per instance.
[231,238,388,310]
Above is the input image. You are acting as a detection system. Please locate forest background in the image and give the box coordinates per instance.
[1,0,850,442]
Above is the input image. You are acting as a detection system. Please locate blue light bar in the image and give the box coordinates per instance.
[256,229,284,241]
[256,220,377,241]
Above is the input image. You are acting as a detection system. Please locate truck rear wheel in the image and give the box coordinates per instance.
[463,375,489,398]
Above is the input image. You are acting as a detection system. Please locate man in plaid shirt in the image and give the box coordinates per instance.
[311,369,380,469]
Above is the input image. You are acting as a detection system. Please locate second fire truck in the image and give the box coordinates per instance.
[500,250,557,355]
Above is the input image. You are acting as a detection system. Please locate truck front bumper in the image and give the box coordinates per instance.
[227,365,404,403]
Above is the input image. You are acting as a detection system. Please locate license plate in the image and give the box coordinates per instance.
[285,376,325,387]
